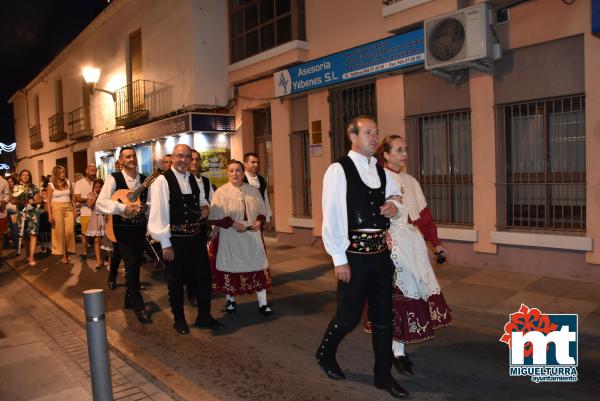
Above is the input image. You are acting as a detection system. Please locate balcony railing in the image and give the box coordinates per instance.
[67,106,93,140]
[29,124,43,149]
[115,79,150,127]
[48,112,67,142]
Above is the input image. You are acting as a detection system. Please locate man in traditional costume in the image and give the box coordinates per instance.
[96,147,151,324]
[316,116,408,398]
[148,144,223,334]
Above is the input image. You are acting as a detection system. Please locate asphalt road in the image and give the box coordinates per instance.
[7,243,599,401]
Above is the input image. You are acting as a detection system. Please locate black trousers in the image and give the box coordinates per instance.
[166,232,212,321]
[324,250,394,379]
[115,226,146,311]
[109,241,121,277]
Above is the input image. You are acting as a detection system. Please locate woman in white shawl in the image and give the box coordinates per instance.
[370,135,452,376]
[208,160,273,316]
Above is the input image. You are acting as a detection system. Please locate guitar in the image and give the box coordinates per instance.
[105,169,162,242]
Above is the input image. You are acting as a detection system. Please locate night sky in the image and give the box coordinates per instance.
[0,0,110,145]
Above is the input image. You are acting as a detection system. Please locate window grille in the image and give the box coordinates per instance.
[406,110,473,225]
[500,95,586,231]
[290,130,311,217]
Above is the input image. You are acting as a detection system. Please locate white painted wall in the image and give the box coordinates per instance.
[13,0,228,182]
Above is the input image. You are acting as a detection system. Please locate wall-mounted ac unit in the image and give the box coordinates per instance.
[424,3,501,71]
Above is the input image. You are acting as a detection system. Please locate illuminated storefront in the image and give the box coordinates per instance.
[91,112,234,186]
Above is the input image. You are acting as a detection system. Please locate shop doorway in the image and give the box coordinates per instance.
[73,150,88,179]
[252,108,275,232]
[56,157,68,180]
[329,82,377,162]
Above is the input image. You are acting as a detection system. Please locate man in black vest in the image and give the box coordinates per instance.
[96,147,151,324]
[316,116,408,398]
[148,144,223,335]
[243,152,271,230]
[185,149,215,307]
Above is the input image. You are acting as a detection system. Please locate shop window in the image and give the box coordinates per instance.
[229,0,306,63]
[290,130,311,217]
[406,110,473,226]
[499,95,585,232]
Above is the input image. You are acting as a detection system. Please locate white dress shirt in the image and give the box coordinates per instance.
[96,171,148,216]
[148,168,209,249]
[322,150,401,266]
[245,172,272,222]
[195,175,214,203]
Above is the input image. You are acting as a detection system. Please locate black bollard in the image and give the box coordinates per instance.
[83,289,113,401]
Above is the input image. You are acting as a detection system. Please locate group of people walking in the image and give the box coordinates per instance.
[96,145,275,331]
[2,115,451,399]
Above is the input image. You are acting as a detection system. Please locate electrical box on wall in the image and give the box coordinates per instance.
[593,0,600,37]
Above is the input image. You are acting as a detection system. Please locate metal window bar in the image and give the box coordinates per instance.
[329,82,377,162]
[408,110,473,226]
[502,95,585,232]
[67,106,92,140]
[48,112,66,142]
[115,80,149,127]
[29,124,43,149]
[290,130,312,217]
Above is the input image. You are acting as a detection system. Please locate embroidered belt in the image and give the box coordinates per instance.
[170,222,201,236]
[347,229,387,254]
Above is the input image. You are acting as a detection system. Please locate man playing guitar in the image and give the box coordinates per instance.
[96,146,152,324]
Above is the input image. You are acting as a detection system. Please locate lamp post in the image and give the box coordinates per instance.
[82,67,116,101]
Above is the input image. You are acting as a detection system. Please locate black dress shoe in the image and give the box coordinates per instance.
[258,304,274,316]
[134,309,152,324]
[195,316,224,329]
[108,275,117,290]
[317,358,346,380]
[173,319,190,335]
[374,376,409,399]
[392,355,414,376]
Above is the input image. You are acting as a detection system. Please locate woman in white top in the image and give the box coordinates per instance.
[47,166,76,264]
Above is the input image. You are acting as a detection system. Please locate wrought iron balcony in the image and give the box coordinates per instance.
[115,79,150,127]
[68,106,93,140]
[29,124,43,149]
[48,112,67,142]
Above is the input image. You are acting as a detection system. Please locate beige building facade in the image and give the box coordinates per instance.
[10,0,600,281]
[227,0,600,281]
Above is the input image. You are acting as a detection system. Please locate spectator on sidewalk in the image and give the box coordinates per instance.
[73,164,97,261]
[0,175,9,264]
[14,170,42,266]
[38,188,52,254]
[85,179,105,270]
[5,175,19,251]
[47,166,76,264]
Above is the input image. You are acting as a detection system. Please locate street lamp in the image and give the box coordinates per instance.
[82,67,116,101]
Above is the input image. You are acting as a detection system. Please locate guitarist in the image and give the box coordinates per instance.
[96,146,152,324]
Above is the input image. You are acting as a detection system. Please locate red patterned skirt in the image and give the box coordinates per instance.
[390,287,452,344]
[364,287,452,344]
[209,235,272,296]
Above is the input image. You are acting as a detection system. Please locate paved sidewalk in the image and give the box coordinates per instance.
[0,266,179,401]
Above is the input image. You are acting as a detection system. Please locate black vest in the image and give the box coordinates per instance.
[200,175,211,203]
[111,171,147,229]
[338,156,390,231]
[163,169,202,236]
[243,174,267,200]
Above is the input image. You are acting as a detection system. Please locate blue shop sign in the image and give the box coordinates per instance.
[274,28,424,97]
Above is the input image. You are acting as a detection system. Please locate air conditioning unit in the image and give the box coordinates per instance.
[424,3,501,71]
